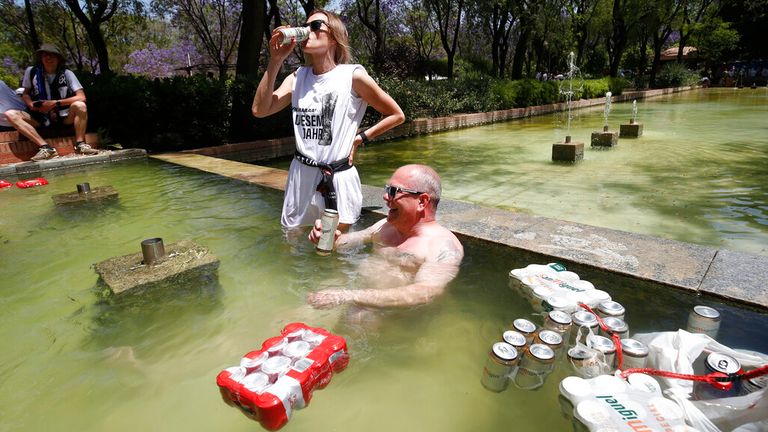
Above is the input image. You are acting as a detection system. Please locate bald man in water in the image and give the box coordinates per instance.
[307,164,464,309]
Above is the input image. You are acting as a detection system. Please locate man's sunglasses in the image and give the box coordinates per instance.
[385,185,423,199]
[303,20,327,31]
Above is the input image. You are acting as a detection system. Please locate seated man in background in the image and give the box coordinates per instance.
[3,43,97,161]
[0,80,26,130]
[306,164,464,313]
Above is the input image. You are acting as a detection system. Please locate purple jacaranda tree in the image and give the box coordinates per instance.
[123,41,203,78]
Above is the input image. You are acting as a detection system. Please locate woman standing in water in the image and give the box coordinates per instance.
[252,9,405,232]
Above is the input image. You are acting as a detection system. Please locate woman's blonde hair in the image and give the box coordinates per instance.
[308,9,352,64]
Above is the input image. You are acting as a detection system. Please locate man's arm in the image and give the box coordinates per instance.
[308,218,385,251]
[307,236,463,308]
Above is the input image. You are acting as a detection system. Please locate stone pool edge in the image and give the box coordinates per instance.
[150,153,768,311]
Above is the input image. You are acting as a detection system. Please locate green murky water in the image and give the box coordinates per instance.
[1,160,766,431]
[350,88,768,256]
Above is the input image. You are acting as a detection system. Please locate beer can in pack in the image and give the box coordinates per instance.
[587,334,616,370]
[512,318,537,344]
[535,329,564,355]
[544,310,573,335]
[542,295,571,312]
[686,305,721,339]
[481,342,519,392]
[278,26,311,45]
[316,209,339,256]
[282,340,312,360]
[241,372,271,394]
[240,351,269,373]
[693,352,742,400]
[501,330,528,351]
[261,355,292,383]
[619,338,649,370]
[570,311,599,345]
[514,343,555,390]
[567,346,601,378]
[596,300,626,321]
[598,316,629,340]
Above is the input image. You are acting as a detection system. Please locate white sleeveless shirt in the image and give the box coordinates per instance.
[281,64,368,228]
[291,64,368,162]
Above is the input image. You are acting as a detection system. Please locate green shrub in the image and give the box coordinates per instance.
[654,63,699,88]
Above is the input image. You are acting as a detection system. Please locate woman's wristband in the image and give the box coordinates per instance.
[358,130,371,145]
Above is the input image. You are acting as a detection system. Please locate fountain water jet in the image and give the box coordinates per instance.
[591,92,619,147]
[620,99,643,138]
[552,52,585,162]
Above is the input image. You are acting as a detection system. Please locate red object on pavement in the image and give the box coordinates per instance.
[216,323,349,430]
[16,178,48,188]
[0,180,12,188]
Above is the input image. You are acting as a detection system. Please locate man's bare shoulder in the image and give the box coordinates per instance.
[427,225,463,264]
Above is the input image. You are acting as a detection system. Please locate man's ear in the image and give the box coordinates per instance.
[418,193,430,210]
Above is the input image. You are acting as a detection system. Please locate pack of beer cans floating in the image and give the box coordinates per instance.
[216,323,349,430]
[509,263,611,313]
[559,374,699,431]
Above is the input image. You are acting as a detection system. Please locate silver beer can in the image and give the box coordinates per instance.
[686,305,721,339]
[316,208,339,256]
[543,310,573,335]
[599,316,629,340]
[587,334,616,370]
[535,329,563,354]
[514,343,555,390]
[597,300,626,321]
[278,26,310,45]
[619,338,649,370]
[512,318,537,344]
[501,330,528,351]
[570,310,599,345]
[481,342,519,392]
[693,352,742,400]
[567,346,601,378]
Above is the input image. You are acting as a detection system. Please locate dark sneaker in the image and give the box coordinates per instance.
[30,147,58,161]
[75,142,99,155]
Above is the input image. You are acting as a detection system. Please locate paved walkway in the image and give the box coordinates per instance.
[151,153,768,310]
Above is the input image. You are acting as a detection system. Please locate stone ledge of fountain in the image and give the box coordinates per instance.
[552,140,584,162]
[94,239,220,295]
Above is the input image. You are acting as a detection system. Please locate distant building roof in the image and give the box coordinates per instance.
[661,46,698,61]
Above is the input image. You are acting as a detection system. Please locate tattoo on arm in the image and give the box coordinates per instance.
[436,240,462,264]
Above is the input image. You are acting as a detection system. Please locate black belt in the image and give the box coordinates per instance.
[294,150,352,210]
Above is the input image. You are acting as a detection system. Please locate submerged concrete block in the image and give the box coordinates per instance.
[52,185,118,205]
[619,122,643,138]
[591,130,619,147]
[552,141,584,162]
[94,240,219,295]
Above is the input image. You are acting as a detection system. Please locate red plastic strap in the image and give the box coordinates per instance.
[577,303,626,369]
[619,360,768,383]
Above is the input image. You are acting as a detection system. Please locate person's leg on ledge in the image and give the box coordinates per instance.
[65,101,96,155]
[3,109,58,161]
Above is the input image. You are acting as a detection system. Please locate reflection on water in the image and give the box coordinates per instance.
[0,159,766,432]
[350,88,768,256]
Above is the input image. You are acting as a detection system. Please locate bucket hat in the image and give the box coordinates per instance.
[35,43,65,63]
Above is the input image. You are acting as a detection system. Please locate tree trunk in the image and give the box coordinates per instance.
[231,0,267,141]
[510,25,530,79]
[24,0,40,50]
[236,0,265,80]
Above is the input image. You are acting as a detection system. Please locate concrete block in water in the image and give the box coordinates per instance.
[591,130,618,147]
[619,122,643,138]
[94,240,219,295]
[52,185,118,205]
[552,140,584,162]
